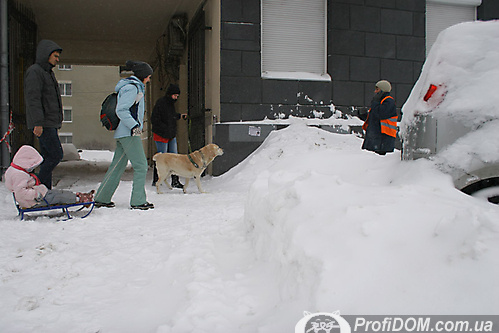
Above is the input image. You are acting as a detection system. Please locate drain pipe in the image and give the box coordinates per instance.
[0,0,8,174]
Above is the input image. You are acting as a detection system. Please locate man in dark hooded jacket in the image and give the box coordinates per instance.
[24,39,64,189]
[361,80,398,155]
[151,84,187,188]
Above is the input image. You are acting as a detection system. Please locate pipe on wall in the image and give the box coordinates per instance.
[0,0,9,174]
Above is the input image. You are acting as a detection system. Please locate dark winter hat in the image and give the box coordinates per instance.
[126,60,153,80]
[376,80,392,93]
[166,84,181,95]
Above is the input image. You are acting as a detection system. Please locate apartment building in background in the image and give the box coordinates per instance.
[56,65,122,151]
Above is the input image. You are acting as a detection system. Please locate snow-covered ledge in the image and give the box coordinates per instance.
[262,71,331,82]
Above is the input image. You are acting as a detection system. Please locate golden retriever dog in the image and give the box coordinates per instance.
[152,143,224,194]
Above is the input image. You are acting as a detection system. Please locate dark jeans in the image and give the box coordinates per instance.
[152,138,178,184]
[37,127,63,189]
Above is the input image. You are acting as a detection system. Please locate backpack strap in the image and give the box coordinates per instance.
[120,78,143,123]
[121,77,141,101]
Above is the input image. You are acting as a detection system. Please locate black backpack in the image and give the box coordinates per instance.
[100,80,140,131]
[100,92,120,130]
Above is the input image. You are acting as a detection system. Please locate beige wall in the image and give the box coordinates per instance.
[57,65,122,150]
[204,0,221,144]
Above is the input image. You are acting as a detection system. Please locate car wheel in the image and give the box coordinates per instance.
[461,178,499,204]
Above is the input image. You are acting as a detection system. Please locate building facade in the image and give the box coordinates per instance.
[211,0,498,174]
[56,65,122,151]
[2,0,499,174]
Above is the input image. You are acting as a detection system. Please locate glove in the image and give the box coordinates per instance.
[131,126,142,137]
[35,192,44,202]
[371,91,383,105]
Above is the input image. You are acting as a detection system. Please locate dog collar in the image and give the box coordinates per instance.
[188,151,206,169]
[188,153,199,168]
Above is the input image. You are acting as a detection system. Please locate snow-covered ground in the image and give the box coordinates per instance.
[1,119,498,332]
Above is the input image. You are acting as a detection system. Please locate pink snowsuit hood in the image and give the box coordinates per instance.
[4,145,48,208]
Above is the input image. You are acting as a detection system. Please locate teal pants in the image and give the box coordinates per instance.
[95,136,148,206]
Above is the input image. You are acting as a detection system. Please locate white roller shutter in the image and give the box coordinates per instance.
[261,0,329,81]
[426,0,481,55]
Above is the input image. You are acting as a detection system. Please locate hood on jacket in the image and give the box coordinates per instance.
[36,39,63,66]
[12,145,44,172]
[165,84,181,96]
[115,76,144,92]
[164,84,180,104]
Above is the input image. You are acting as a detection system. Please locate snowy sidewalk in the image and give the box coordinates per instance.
[0,156,278,332]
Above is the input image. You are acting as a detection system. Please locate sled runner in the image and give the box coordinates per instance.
[13,194,95,221]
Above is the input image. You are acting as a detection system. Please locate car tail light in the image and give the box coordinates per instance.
[423,84,438,101]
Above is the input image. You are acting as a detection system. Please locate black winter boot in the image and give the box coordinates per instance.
[152,165,159,186]
[171,175,184,189]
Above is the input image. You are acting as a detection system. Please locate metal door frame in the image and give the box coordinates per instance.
[187,7,206,151]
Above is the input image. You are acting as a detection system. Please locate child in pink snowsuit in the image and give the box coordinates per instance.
[4,145,93,208]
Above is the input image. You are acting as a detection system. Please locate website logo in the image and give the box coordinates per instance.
[295,311,352,333]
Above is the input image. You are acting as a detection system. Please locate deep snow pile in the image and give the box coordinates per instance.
[240,123,499,317]
[1,122,498,332]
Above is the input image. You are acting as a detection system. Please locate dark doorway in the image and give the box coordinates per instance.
[8,0,37,154]
[187,8,206,151]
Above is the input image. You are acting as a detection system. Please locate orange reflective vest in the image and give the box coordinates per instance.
[362,96,397,138]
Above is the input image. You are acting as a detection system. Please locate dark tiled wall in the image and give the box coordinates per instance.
[329,0,425,108]
[478,0,499,20]
[220,0,425,122]
[220,0,333,122]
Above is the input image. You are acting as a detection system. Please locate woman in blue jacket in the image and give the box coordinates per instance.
[94,60,154,210]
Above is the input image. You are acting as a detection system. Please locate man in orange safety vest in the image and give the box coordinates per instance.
[361,80,398,155]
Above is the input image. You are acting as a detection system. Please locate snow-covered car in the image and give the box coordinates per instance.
[400,20,499,203]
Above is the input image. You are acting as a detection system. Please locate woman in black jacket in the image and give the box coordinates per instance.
[151,84,187,187]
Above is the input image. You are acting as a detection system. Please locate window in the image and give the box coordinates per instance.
[63,107,72,122]
[59,133,73,144]
[261,0,329,81]
[426,0,481,55]
[58,65,72,70]
[59,81,72,96]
